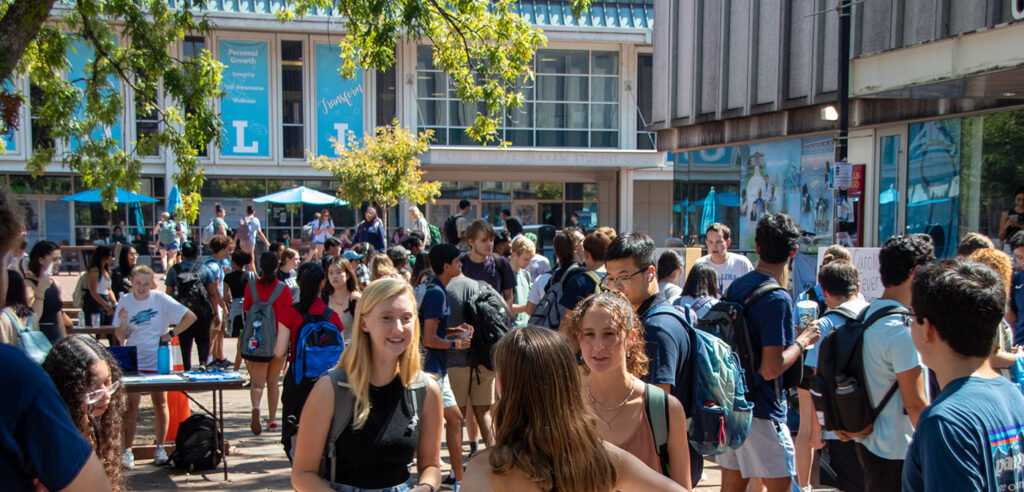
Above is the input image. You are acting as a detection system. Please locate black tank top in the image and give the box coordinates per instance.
[331,375,418,488]
[1007,208,1023,240]
[27,277,62,342]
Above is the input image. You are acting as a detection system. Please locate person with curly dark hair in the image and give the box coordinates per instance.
[42,335,127,491]
[564,292,692,488]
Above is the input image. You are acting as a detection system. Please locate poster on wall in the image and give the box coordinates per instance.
[219,39,270,158]
[737,136,834,250]
[315,43,364,156]
[66,37,122,151]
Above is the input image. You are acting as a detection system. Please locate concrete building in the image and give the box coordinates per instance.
[3,0,673,249]
[653,0,1024,258]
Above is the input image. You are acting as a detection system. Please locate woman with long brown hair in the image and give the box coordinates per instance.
[292,278,442,492]
[464,325,685,491]
[564,293,692,488]
[42,334,127,491]
[322,255,361,345]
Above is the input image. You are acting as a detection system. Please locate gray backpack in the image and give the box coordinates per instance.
[240,279,285,362]
[319,368,430,486]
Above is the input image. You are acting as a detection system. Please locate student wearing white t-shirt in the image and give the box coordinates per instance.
[694,223,753,295]
[114,265,197,467]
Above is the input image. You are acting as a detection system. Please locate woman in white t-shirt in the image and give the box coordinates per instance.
[113,265,197,467]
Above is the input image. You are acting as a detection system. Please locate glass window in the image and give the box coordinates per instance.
[376,64,397,127]
[513,182,563,200]
[481,202,510,226]
[201,178,266,198]
[281,40,304,159]
[591,51,619,75]
[536,50,589,74]
[134,76,160,157]
[958,110,1024,249]
[877,135,900,242]
[482,182,511,200]
[636,53,655,150]
[439,181,479,200]
[9,175,71,195]
[30,84,54,152]
[566,183,598,201]
[905,119,960,258]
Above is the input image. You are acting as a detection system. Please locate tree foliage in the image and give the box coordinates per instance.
[311,120,440,224]
[0,0,589,218]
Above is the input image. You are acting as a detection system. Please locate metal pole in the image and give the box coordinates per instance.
[833,0,852,245]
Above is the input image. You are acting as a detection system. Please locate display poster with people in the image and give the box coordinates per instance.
[315,43,364,156]
[738,136,834,250]
[66,37,122,151]
[219,39,270,158]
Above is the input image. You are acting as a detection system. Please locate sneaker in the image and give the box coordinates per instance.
[153,445,169,466]
[122,449,135,469]
[251,408,262,435]
[267,422,280,432]
[442,471,457,485]
[217,358,232,370]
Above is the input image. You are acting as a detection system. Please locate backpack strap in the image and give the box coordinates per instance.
[323,368,355,486]
[582,270,603,294]
[740,280,785,308]
[247,278,260,305]
[856,304,909,421]
[644,383,671,477]
[267,281,287,304]
[822,305,859,320]
[3,308,25,333]
[404,372,431,433]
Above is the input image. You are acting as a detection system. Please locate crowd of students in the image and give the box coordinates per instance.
[2,182,1024,492]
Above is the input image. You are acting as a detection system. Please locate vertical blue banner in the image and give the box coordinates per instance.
[1,81,15,152]
[315,43,363,156]
[220,39,270,157]
[66,38,122,151]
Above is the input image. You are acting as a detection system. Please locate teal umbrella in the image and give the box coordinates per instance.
[166,185,183,215]
[61,187,159,204]
[700,187,719,233]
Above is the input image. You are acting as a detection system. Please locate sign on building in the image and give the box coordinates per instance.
[219,39,270,158]
[315,43,364,156]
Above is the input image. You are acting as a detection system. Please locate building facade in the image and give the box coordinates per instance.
[653,0,1024,257]
[3,0,671,248]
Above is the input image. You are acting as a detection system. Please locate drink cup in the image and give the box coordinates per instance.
[91,313,102,328]
[795,300,819,332]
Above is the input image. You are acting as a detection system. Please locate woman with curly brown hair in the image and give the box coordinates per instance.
[42,334,127,491]
[564,292,692,488]
[463,325,685,492]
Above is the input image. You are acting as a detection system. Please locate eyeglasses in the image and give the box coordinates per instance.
[901,311,918,327]
[83,380,121,405]
[602,269,645,287]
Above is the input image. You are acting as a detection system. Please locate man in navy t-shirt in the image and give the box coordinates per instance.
[604,232,702,485]
[903,259,1024,491]
[716,214,820,492]
[0,345,111,491]
[422,244,472,486]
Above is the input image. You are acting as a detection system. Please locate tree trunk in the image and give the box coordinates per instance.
[0,0,57,85]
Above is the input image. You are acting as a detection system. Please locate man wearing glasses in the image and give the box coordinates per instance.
[603,232,703,486]
[854,234,933,491]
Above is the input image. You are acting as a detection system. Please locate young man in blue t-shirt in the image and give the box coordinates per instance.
[422,244,473,486]
[903,258,1024,491]
[604,232,702,486]
[717,214,820,492]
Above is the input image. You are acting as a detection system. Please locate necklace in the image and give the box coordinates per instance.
[587,380,635,411]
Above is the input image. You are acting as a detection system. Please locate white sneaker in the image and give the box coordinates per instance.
[153,445,169,466]
[122,449,134,469]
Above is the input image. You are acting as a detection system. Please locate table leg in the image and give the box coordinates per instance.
[219,388,228,481]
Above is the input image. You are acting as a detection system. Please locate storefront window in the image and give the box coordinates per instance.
[877,135,901,242]
[959,110,1024,248]
[513,182,563,200]
[201,178,266,198]
[9,175,71,195]
[905,119,960,258]
[439,181,479,199]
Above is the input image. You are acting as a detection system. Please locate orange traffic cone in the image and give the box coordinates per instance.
[170,335,184,372]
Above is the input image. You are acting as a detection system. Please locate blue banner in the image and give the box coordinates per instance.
[1,81,14,152]
[315,43,363,156]
[66,38,122,151]
[219,40,270,157]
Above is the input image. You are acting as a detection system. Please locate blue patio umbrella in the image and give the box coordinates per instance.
[253,186,348,205]
[166,184,183,215]
[700,187,719,233]
[61,187,159,204]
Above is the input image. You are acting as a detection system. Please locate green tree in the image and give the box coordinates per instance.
[311,121,440,228]
[0,0,590,219]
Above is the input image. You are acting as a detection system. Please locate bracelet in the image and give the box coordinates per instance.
[416,484,436,492]
[794,340,806,352]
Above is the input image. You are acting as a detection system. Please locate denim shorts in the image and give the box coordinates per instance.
[329,478,414,492]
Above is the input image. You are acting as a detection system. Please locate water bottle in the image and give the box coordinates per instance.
[157,342,170,374]
[77,311,86,328]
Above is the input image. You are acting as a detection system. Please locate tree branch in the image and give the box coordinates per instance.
[0,0,57,84]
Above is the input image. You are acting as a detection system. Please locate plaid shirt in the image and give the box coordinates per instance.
[354,263,370,287]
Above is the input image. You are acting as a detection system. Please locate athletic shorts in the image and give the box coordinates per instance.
[447,366,496,408]
[428,373,457,409]
[715,417,796,479]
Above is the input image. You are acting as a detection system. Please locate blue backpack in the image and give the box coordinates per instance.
[645,304,754,456]
[292,308,344,384]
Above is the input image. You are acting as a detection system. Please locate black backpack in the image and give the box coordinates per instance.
[810,304,907,434]
[443,214,460,245]
[465,281,513,371]
[173,260,214,321]
[169,414,223,472]
[698,280,798,401]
